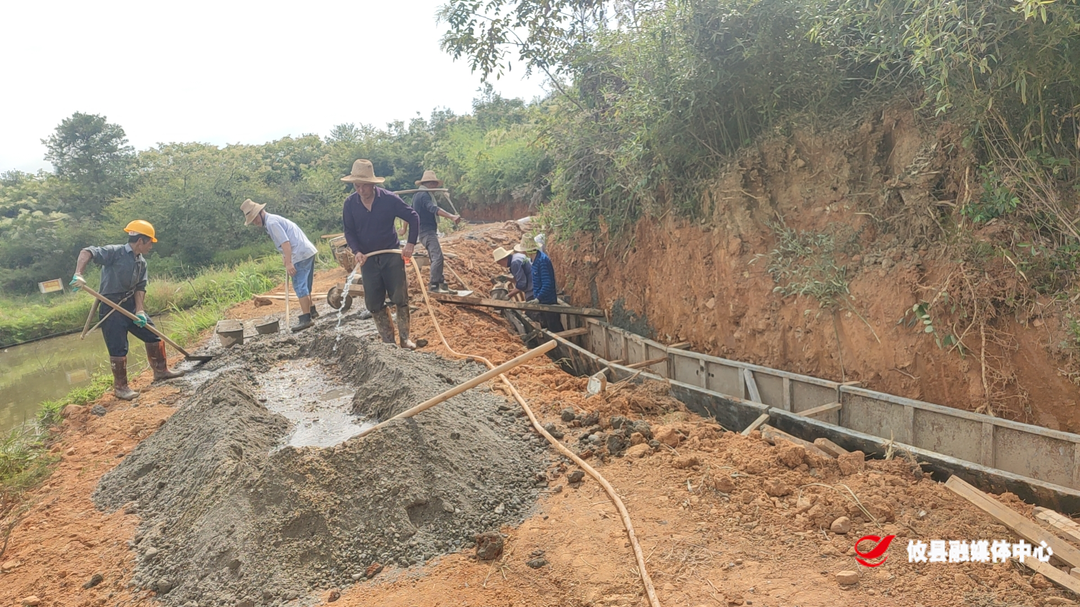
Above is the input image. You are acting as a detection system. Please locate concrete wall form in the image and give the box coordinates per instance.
[573,318,1080,495]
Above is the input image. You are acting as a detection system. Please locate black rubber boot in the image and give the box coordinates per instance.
[396,305,427,350]
[309,306,319,320]
[372,308,396,344]
[146,341,185,381]
[109,356,139,401]
[291,313,314,333]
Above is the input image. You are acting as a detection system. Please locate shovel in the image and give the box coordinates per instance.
[79,284,214,368]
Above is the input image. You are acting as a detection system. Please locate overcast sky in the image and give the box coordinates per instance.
[0,0,546,173]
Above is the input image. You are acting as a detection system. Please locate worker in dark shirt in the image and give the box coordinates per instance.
[522,234,565,332]
[70,220,184,401]
[493,246,533,301]
[412,170,461,293]
[341,159,424,349]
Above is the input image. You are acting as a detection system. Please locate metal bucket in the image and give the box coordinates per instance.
[255,318,279,335]
[216,320,244,348]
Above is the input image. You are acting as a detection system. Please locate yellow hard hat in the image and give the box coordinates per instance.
[124,219,158,243]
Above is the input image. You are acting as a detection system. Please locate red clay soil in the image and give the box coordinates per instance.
[555,104,1080,434]
[0,223,1075,607]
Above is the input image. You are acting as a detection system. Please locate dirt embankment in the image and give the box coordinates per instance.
[556,103,1080,433]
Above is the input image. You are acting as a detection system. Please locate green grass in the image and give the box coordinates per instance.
[0,373,111,498]
[0,254,289,347]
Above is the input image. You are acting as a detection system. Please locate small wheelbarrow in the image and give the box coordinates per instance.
[326,277,363,311]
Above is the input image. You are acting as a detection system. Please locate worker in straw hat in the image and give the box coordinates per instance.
[241,199,320,332]
[518,233,564,332]
[340,159,425,349]
[412,169,461,294]
[70,220,184,401]
[493,244,533,301]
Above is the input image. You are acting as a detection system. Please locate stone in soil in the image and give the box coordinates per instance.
[830,516,852,535]
[93,322,547,607]
[365,563,384,579]
[567,470,585,484]
[475,531,505,560]
[835,570,859,585]
[837,450,866,475]
[21,597,40,607]
[83,573,104,589]
[560,407,576,422]
[542,422,564,439]
[526,557,548,568]
[90,404,107,416]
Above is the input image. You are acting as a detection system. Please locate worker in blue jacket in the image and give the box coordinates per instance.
[520,234,564,332]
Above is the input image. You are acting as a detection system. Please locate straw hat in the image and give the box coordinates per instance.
[513,234,538,253]
[240,199,266,225]
[492,247,513,263]
[340,159,385,184]
[415,170,443,187]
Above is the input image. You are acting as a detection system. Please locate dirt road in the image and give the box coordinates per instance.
[0,222,1069,607]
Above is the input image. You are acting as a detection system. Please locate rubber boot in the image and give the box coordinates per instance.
[372,307,396,344]
[146,341,185,381]
[291,313,314,332]
[109,356,139,401]
[309,306,319,320]
[395,305,427,350]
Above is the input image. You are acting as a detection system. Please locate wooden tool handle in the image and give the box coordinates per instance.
[80,285,191,356]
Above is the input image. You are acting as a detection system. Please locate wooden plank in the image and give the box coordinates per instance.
[797,401,842,419]
[945,475,1080,569]
[760,425,833,459]
[1071,567,1080,580]
[554,327,589,338]
[743,368,763,404]
[782,377,792,412]
[430,292,606,317]
[1016,558,1080,594]
[813,437,850,457]
[626,356,669,370]
[667,341,691,350]
[741,413,770,436]
[1034,507,1080,545]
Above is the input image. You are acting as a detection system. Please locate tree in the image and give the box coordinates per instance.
[43,112,135,218]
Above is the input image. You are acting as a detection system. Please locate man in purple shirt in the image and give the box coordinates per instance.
[341,159,424,349]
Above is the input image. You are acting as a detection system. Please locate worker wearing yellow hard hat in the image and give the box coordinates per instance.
[70,219,183,401]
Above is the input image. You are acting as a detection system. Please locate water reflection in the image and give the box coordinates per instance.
[0,327,162,433]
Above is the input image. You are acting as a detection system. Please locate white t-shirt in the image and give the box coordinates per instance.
[263,213,317,264]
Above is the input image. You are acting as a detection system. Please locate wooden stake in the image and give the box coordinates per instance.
[626,356,668,370]
[1015,557,1080,594]
[760,425,833,459]
[741,413,770,436]
[813,437,851,457]
[743,368,762,404]
[945,475,1080,569]
[356,340,557,438]
[798,402,842,419]
[1034,507,1080,545]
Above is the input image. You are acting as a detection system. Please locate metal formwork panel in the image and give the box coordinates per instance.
[587,321,605,355]
[605,329,624,362]
[625,337,647,366]
[912,409,982,465]
[645,344,669,377]
[672,352,704,388]
[705,360,744,398]
[994,426,1075,489]
[840,392,914,444]
[753,372,786,409]
[792,381,839,414]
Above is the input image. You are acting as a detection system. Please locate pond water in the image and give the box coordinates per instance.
[0,325,168,433]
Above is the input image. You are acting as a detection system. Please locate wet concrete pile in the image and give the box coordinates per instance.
[93,315,548,607]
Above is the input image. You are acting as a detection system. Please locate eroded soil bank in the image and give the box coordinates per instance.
[556,103,1080,433]
[93,315,547,607]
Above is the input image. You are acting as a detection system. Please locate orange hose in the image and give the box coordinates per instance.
[410,262,661,607]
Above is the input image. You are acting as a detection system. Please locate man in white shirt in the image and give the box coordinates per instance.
[241,199,319,332]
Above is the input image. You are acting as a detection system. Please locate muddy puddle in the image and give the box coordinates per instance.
[257,358,373,449]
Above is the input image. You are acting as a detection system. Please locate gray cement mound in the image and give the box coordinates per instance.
[93,316,548,607]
